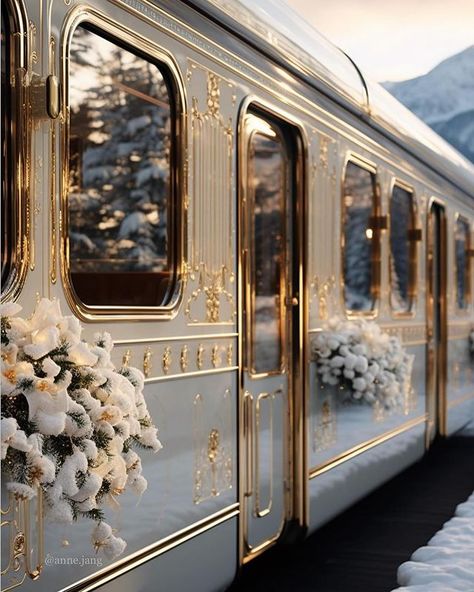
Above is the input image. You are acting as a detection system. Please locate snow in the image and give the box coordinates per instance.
[393,489,474,591]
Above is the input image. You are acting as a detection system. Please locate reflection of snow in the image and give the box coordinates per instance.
[254,295,280,371]
[394,491,474,592]
[309,424,425,531]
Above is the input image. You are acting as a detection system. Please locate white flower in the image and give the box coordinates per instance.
[139,426,162,452]
[354,356,368,374]
[24,325,61,360]
[94,332,114,353]
[68,341,98,366]
[130,475,147,496]
[92,522,127,559]
[0,301,22,317]
[7,482,36,500]
[1,418,32,458]
[353,377,367,391]
[42,357,61,378]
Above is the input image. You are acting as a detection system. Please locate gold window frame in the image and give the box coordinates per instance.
[1,0,29,304]
[60,10,187,321]
[388,179,419,318]
[340,153,380,319]
[454,213,471,313]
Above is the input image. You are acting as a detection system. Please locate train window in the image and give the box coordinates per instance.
[342,161,378,312]
[455,216,470,310]
[389,185,417,313]
[1,3,15,293]
[68,25,179,311]
[248,116,288,374]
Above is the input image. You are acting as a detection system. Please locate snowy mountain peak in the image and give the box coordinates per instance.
[383,45,474,163]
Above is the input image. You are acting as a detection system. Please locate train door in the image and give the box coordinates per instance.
[240,106,303,560]
[426,201,447,443]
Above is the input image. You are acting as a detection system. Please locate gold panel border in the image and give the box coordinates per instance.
[59,504,239,592]
[309,415,427,479]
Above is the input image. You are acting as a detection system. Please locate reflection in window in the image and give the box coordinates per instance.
[455,217,470,310]
[343,162,376,312]
[1,4,13,289]
[390,186,415,313]
[249,121,286,374]
[68,26,175,308]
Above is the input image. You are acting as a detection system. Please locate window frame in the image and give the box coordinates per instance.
[454,212,472,313]
[1,0,28,303]
[341,153,381,319]
[388,179,419,318]
[61,14,186,321]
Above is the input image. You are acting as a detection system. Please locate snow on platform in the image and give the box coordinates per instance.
[393,490,474,592]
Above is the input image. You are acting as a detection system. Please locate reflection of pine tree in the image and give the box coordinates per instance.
[69,27,171,273]
[390,188,410,310]
[343,163,374,311]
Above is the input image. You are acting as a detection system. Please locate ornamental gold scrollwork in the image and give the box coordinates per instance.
[312,275,336,320]
[143,347,153,378]
[196,344,205,370]
[193,390,233,504]
[122,349,131,368]
[180,345,189,372]
[211,345,221,368]
[226,343,233,366]
[162,347,172,375]
[186,64,236,325]
[1,488,44,591]
[313,398,337,452]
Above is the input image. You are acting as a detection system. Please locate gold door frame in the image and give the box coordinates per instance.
[426,198,447,443]
[237,97,307,563]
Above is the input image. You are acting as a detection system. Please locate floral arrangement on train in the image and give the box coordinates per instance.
[311,317,414,410]
[1,298,162,559]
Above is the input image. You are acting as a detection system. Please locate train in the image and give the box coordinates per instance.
[1,0,473,590]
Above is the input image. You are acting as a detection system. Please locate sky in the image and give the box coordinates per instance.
[285,0,474,82]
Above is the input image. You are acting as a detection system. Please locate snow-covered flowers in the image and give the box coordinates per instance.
[1,298,162,559]
[312,317,414,410]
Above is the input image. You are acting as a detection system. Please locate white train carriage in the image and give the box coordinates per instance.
[1,0,473,590]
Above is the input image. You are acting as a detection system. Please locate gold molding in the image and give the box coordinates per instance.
[144,366,238,384]
[309,415,427,479]
[60,504,239,592]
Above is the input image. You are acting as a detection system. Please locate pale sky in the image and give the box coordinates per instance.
[285,0,474,82]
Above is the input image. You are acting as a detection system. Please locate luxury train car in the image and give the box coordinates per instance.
[1,0,473,590]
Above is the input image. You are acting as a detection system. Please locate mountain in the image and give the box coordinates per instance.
[382,45,474,163]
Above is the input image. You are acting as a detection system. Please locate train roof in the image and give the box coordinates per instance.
[184,0,474,198]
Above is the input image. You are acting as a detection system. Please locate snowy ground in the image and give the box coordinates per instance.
[392,421,474,592]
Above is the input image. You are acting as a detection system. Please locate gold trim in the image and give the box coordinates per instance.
[426,198,448,442]
[59,8,188,322]
[162,347,172,374]
[113,332,238,345]
[309,415,427,479]
[60,504,239,592]
[143,347,153,378]
[254,392,275,518]
[1,0,30,304]
[143,365,238,384]
[180,345,189,372]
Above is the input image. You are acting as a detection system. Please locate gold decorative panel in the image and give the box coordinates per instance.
[1,488,43,590]
[193,390,233,504]
[309,130,338,324]
[313,397,337,452]
[384,324,426,345]
[185,63,236,324]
